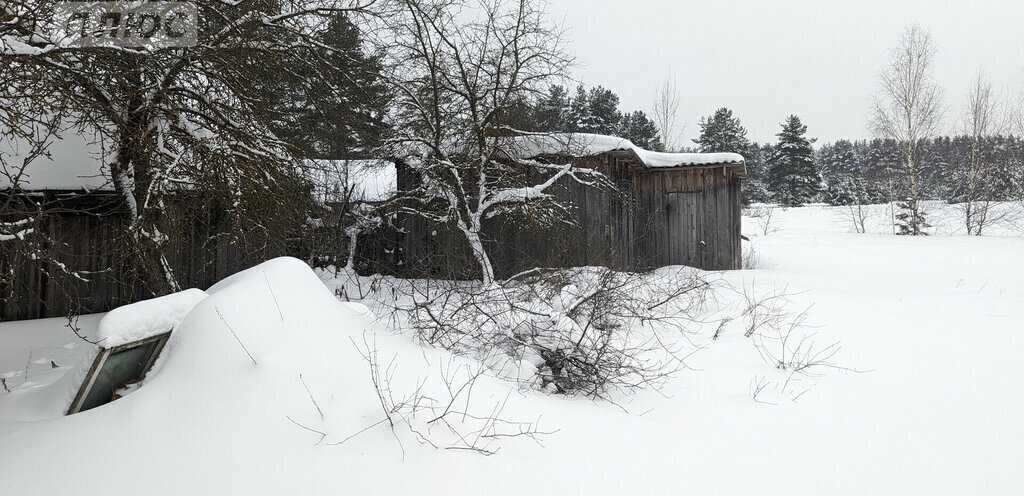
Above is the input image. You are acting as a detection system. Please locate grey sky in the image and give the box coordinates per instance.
[547,0,1024,146]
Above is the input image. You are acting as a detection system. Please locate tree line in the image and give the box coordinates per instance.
[686,106,1024,211]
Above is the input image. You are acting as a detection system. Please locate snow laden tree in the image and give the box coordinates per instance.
[767,115,821,207]
[379,0,612,286]
[565,85,621,135]
[738,143,774,205]
[695,108,766,203]
[694,107,751,154]
[583,86,622,135]
[568,85,594,133]
[1,111,94,316]
[1,0,378,296]
[818,140,872,206]
[522,83,660,148]
[619,110,663,151]
[871,25,945,236]
[533,85,571,132]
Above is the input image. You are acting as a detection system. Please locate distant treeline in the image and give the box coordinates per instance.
[741,135,1024,206]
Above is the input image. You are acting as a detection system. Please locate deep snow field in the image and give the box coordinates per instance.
[2,202,1024,495]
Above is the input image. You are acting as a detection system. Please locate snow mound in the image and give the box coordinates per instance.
[96,288,208,347]
[1,257,537,494]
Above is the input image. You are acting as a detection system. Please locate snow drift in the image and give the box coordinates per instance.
[0,257,543,495]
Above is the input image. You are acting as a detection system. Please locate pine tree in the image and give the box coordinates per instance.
[586,86,622,135]
[740,143,774,205]
[767,115,821,207]
[618,110,662,150]
[256,14,390,158]
[535,85,570,132]
[818,141,859,206]
[568,85,594,132]
[693,108,751,153]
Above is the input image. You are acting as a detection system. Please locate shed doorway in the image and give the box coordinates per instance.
[667,191,703,267]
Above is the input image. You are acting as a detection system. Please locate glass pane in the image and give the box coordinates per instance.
[77,340,160,413]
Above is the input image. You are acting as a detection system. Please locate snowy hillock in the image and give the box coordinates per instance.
[0,258,555,494]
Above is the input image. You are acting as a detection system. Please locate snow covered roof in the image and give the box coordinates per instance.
[96,289,208,348]
[509,133,745,169]
[0,129,400,202]
[0,129,112,191]
[305,159,398,203]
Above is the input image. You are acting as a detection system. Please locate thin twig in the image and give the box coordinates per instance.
[215,306,258,365]
[264,271,285,321]
[285,415,327,446]
[299,374,324,420]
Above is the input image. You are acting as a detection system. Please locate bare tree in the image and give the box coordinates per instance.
[744,205,778,236]
[1,112,94,318]
[841,203,870,234]
[1013,83,1024,136]
[870,25,945,236]
[378,0,612,286]
[651,76,684,152]
[957,70,1006,235]
[2,0,377,296]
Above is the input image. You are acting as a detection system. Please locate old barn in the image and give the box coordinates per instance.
[386,133,746,277]
[3,131,745,319]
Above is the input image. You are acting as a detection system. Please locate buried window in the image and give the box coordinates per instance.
[67,332,171,415]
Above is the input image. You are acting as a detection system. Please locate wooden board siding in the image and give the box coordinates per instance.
[389,160,743,279]
[3,158,743,320]
[1,194,290,321]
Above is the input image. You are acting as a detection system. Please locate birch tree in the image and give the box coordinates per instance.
[1,0,378,296]
[957,70,1005,235]
[870,25,945,236]
[379,0,612,286]
[652,76,684,152]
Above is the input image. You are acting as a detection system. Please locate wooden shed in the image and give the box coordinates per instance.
[389,133,746,277]
[1,133,290,320]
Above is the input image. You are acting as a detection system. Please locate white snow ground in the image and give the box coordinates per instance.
[2,203,1023,495]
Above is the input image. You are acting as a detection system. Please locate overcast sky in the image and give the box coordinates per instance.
[546,0,1024,147]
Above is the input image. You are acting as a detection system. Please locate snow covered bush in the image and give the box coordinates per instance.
[399,267,716,398]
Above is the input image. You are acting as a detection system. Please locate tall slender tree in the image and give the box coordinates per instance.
[768,115,821,207]
[652,76,684,151]
[956,70,1005,235]
[871,25,945,235]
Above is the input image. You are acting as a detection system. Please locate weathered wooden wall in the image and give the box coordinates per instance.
[1,193,289,321]
[384,158,743,279]
[3,161,743,320]
[634,166,743,270]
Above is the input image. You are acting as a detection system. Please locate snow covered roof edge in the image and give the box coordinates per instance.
[510,133,745,169]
